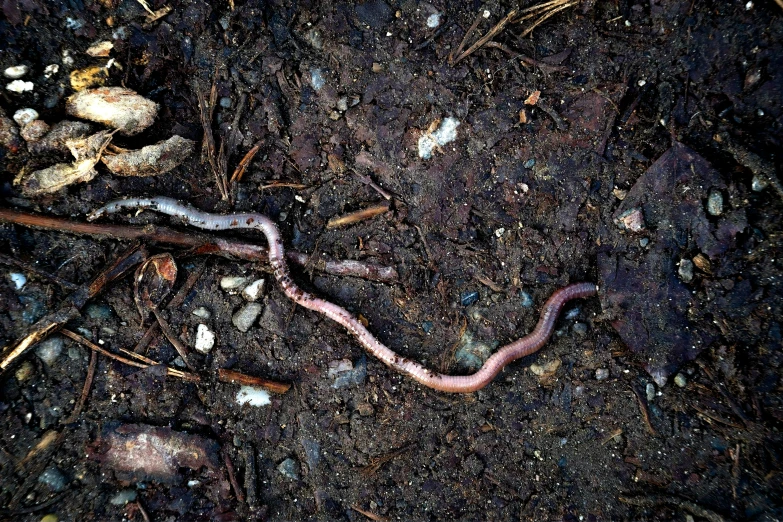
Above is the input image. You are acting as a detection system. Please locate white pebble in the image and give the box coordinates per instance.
[595,368,609,381]
[242,278,265,301]
[220,275,250,292]
[13,108,38,126]
[194,324,215,354]
[6,80,34,93]
[192,306,211,319]
[9,272,27,290]
[236,385,271,407]
[44,64,59,79]
[674,373,687,388]
[426,13,442,28]
[4,65,29,79]
[483,10,491,18]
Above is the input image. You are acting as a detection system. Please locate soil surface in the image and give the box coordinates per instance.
[1,1,782,521]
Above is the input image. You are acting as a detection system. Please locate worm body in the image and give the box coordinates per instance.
[89,197,597,393]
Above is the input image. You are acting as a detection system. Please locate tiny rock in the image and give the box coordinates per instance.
[277,458,300,480]
[678,258,694,283]
[15,361,34,382]
[13,108,38,126]
[646,383,656,401]
[236,385,271,407]
[529,358,562,377]
[674,373,687,387]
[86,40,114,57]
[751,173,768,192]
[615,208,645,232]
[9,272,26,289]
[220,275,250,292]
[109,489,137,506]
[706,189,723,216]
[6,80,34,93]
[595,368,609,380]
[194,324,215,354]
[4,65,29,79]
[232,302,263,332]
[66,87,158,135]
[192,306,211,319]
[36,336,64,366]
[241,278,265,301]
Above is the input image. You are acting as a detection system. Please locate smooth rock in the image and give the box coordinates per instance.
[241,279,265,301]
[4,65,29,79]
[109,489,137,505]
[678,258,694,283]
[36,336,64,366]
[13,108,38,126]
[232,302,263,332]
[674,373,687,387]
[38,467,68,492]
[192,307,211,319]
[706,189,723,216]
[194,324,215,354]
[595,368,609,380]
[220,276,250,292]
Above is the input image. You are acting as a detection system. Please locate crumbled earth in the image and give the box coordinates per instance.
[1,1,782,521]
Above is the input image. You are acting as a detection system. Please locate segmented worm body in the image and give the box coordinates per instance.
[89,197,597,393]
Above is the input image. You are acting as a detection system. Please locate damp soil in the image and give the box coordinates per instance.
[1,1,782,521]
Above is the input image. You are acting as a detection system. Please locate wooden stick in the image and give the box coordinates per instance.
[217,368,291,394]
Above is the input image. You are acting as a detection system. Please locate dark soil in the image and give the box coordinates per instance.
[1,1,782,520]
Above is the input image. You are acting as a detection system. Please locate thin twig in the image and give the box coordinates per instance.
[230,143,261,184]
[630,384,658,436]
[63,348,97,424]
[217,368,291,394]
[223,449,245,503]
[151,307,196,371]
[448,11,484,65]
[326,203,390,229]
[452,9,518,65]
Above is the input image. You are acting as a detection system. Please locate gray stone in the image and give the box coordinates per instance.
[38,466,68,492]
[232,302,263,332]
[109,489,137,505]
[595,368,609,381]
[706,189,723,216]
[36,336,64,366]
[277,458,300,480]
[678,258,694,283]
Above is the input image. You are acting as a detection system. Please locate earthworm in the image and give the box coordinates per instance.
[88,197,597,393]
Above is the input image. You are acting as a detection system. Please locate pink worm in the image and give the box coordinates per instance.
[89,197,597,393]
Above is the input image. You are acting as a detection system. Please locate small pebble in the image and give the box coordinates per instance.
[194,324,215,354]
[9,272,27,289]
[523,158,536,169]
[639,237,649,247]
[43,64,59,78]
[219,96,232,108]
[674,373,687,388]
[15,361,35,382]
[706,189,723,216]
[678,258,694,283]
[85,303,113,320]
[646,383,656,402]
[336,97,348,111]
[187,479,201,488]
[426,12,442,28]
[236,385,272,406]
[241,278,265,301]
[421,320,433,333]
[572,322,588,336]
[519,291,534,308]
[595,368,609,381]
[529,358,561,377]
[329,356,367,388]
[232,302,263,332]
[40,514,59,522]
[460,290,479,306]
[6,80,34,93]
[751,173,768,192]
[21,120,50,142]
[38,467,68,492]
[615,208,645,232]
[13,108,38,126]
[109,489,137,505]
[277,458,300,480]
[36,336,64,366]
[4,65,29,79]
[192,306,211,319]
[220,275,250,292]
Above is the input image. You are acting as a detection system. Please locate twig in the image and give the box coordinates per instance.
[696,360,751,426]
[195,77,229,200]
[63,348,97,424]
[258,182,308,190]
[60,328,199,381]
[619,495,727,522]
[350,169,394,200]
[630,384,658,436]
[350,505,389,522]
[0,253,78,290]
[217,368,291,394]
[230,143,261,184]
[448,11,484,65]
[223,449,245,503]
[518,1,577,39]
[452,9,518,65]
[151,307,196,371]
[361,444,414,476]
[326,203,390,229]
[0,208,399,283]
[0,246,146,375]
[136,500,151,522]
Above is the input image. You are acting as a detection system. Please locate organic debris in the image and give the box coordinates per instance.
[65,87,158,135]
[102,135,195,176]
